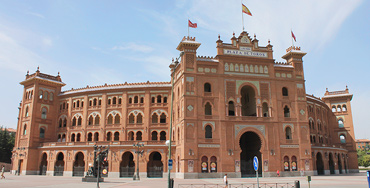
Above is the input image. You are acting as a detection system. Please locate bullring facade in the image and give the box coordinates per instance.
[12,32,358,178]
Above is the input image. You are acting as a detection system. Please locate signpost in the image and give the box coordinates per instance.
[168,159,173,170]
[253,156,259,188]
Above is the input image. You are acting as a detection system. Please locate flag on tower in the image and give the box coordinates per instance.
[291,30,296,42]
[188,20,197,28]
[242,4,252,16]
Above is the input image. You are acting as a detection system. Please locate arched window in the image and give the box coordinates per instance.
[87,133,92,141]
[76,133,81,142]
[89,100,92,106]
[338,119,344,128]
[160,113,166,123]
[39,127,45,138]
[72,117,77,126]
[340,135,346,143]
[107,114,113,124]
[285,127,292,140]
[108,99,111,105]
[94,132,99,141]
[151,131,158,140]
[63,118,67,127]
[98,99,101,105]
[228,101,235,116]
[58,134,61,142]
[95,115,100,125]
[282,87,288,96]
[39,90,43,99]
[210,156,217,173]
[41,108,47,119]
[151,97,155,103]
[163,97,167,103]
[160,131,166,140]
[313,136,316,143]
[71,133,75,142]
[332,105,336,112]
[77,117,82,126]
[88,116,93,125]
[93,98,97,106]
[152,113,158,123]
[62,134,66,142]
[201,156,208,173]
[205,125,212,139]
[112,97,117,105]
[107,132,112,141]
[76,100,80,107]
[43,91,48,100]
[114,114,121,124]
[129,114,135,124]
[241,86,256,116]
[291,156,297,171]
[136,131,142,140]
[73,102,76,108]
[342,105,347,112]
[49,93,53,101]
[137,114,143,124]
[114,132,119,141]
[129,98,132,104]
[63,102,66,109]
[205,102,212,115]
[284,106,290,117]
[337,105,341,112]
[284,156,290,171]
[128,131,134,141]
[59,119,62,127]
[118,98,122,104]
[138,97,143,103]
[157,95,162,103]
[134,96,138,103]
[204,83,211,93]
[262,102,269,117]
[25,106,29,117]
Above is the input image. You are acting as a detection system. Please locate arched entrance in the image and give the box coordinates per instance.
[329,153,335,174]
[241,86,256,116]
[39,153,47,175]
[316,152,324,175]
[54,152,64,176]
[120,152,135,177]
[239,131,262,177]
[73,152,85,176]
[147,152,163,178]
[338,154,342,174]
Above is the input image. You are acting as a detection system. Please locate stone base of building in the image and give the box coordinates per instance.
[24,170,37,175]
[82,176,104,182]
[349,169,360,173]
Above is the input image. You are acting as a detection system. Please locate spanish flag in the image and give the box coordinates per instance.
[242,4,252,16]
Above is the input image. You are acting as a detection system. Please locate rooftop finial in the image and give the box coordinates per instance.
[233,32,235,37]
[268,39,270,45]
[27,70,29,75]
[58,72,60,76]
[37,66,39,71]
[218,34,220,40]
[254,33,256,39]
[346,85,348,90]
[326,88,328,92]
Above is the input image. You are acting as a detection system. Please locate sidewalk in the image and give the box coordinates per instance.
[0,172,367,188]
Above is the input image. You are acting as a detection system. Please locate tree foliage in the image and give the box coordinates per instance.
[358,149,370,167]
[0,127,15,163]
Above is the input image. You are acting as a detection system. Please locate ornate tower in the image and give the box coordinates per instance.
[13,68,65,175]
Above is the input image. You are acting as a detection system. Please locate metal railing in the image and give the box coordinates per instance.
[178,183,296,188]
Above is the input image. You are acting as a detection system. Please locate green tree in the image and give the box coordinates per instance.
[0,126,15,163]
[358,149,370,167]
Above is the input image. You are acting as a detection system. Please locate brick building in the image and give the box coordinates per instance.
[12,32,358,178]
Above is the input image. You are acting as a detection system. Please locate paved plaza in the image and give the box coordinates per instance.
[0,172,368,188]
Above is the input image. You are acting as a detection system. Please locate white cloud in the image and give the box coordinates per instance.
[112,43,154,53]
[26,12,45,19]
[42,37,53,47]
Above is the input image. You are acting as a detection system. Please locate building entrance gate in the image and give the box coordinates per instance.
[239,131,262,177]
[316,152,324,175]
[54,152,64,176]
[120,152,135,177]
[147,152,163,178]
[39,153,47,175]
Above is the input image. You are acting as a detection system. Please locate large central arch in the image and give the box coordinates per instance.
[240,86,256,116]
[239,131,262,177]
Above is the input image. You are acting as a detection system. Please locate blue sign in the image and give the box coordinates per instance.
[169,159,173,170]
[253,156,258,171]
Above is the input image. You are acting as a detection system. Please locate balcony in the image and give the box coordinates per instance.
[39,140,172,148]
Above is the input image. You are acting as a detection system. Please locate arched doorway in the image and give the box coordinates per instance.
[239,131,262,177]
[73,152,85,176]
[39,153,47,175]
[54,152,64,176]
[120,152,135,177]
[338,154,342,174]
[329,153,335,174]
[316,152,324,175]
[147,152,163,178]
[240,86,256,116]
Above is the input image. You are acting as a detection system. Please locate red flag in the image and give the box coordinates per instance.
[291,30,296,42]
[242,4,252,16]
[188,20,197,28]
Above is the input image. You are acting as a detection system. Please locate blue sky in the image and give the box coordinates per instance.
[0,0,368,139]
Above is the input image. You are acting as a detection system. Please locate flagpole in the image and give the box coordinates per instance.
[291,29,294,47]
[241,0,244,31]
[188,18,190,37]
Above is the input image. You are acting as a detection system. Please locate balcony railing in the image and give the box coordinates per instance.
[40,140,173,147]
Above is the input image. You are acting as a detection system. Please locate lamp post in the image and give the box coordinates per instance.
[168,51,184,188]
[133,143,144,180]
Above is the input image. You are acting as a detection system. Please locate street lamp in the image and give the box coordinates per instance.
[168,51,184,188]
[133,143,144,180]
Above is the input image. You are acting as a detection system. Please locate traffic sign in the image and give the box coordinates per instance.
[168,159,173,170]
[253,156,258,171]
